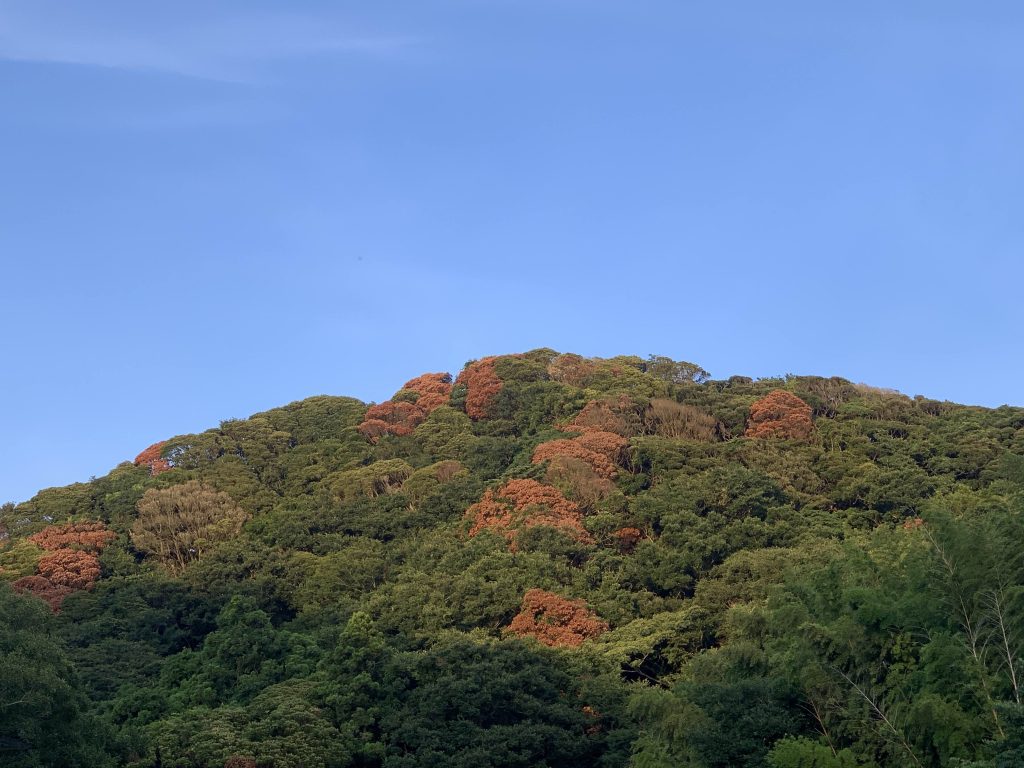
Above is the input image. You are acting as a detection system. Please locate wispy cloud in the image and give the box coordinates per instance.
[0,5,410,83]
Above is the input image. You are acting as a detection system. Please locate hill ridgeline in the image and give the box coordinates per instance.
[2,349,1023,768]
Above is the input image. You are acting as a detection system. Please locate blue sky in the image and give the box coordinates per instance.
[1,1,1022,504]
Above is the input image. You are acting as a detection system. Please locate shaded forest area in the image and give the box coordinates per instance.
[2,349,1023,767]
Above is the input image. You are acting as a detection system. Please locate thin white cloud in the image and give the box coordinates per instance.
[0,6,410,83]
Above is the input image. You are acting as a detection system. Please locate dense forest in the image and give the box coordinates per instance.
[2,349,1023,768]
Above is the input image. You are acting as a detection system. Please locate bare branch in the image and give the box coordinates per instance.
[833,667,922,768]
[988,587,1021,705]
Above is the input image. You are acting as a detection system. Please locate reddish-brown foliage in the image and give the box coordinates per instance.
[455,357,505,420]
[224,758,257,768]
[466,479,591,547]
[574,430,628,463]
[15,528,106,612]
[532,439,618,480]
[745,390,815,441]
[357,372,454,442]
[532,430,627,481]
[505,588,608,647]
[357,418,392,443]
[401,372,453,412]
[134,441,171,475]
[358,400,427,442]
[36,549,101,590]
[415,393,449,412]
[612,527,643,554]
[12,575,74,611]
[29,522,115,553]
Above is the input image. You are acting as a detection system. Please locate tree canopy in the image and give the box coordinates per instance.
[2,349,1023,767]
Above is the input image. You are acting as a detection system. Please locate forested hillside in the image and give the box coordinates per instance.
[2,349,1023,768]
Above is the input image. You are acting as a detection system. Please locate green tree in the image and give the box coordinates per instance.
[0,584,113,767]
[131,481,249,574]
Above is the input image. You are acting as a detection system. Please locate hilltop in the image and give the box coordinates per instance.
[2,349,1023,768]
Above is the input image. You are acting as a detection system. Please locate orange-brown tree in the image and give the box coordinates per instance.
[36,549,101,590]
[745,390,814,440]
[13,523,112,611]
[11,575,74,611]
[134,441,171,475]
[574,430,628,463]
[533,439,618,480]
[357,372,454,442]
[358,401,427,442]
[455,357,505,420]
[399,372,453,411]
[532,430,627,480]
[466,478,591,547]
[13,548,102,611]
[28,521,115,553]
[505,588,608,647]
